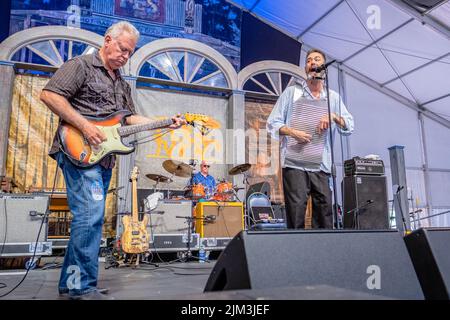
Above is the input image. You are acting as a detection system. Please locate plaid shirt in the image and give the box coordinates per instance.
[44,51,136,168]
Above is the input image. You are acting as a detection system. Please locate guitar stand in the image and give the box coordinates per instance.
[120,252,158,268]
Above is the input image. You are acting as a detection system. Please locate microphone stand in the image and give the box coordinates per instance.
[175,215,201,262]
[323,65,341,229]
[346,200,374,229]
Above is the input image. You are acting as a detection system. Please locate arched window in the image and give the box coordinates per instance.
[130,38,238,90]
[140,50,229,88]
[0,26,103,67]
[11,39,98,67]
[238,61,307,96]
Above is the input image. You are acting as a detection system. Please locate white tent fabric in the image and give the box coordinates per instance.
[230,0,450,226]
[230,0,450,120]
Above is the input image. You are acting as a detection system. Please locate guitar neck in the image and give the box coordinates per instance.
[118,118,174,137]
[132,176,138,223]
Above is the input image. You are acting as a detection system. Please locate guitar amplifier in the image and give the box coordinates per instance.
[147,200,193,234]
[146,199,197,252]
[344,157,385,176]
[195,202,244,238]
[0,194,52,257]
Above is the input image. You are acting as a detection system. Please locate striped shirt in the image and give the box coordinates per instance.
[267,81,354,173]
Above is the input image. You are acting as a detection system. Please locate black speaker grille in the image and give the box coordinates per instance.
[343,176,389,229]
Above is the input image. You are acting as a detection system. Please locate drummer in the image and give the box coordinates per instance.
[190,160,216,198]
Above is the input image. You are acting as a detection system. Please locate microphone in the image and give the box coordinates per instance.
[204,215,216,223]
[310,59,337,73]
[29,210,46,217]
[409,209,423,216]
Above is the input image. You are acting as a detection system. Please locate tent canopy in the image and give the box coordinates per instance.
[230,0,450,123]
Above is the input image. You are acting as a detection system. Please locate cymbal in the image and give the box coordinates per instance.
[145,174,173,183]
[162,160,193,178]
[228,163,251,175]
[107,186,124,194]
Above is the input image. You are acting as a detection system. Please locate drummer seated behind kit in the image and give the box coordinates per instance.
[190,160,216,195]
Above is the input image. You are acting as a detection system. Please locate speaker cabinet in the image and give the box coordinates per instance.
[148,200,193,234]
[405,228,450,300]
[0,194,49,243]
[343,175,389,229]
[204,230,424,299]
[195,202,243,238]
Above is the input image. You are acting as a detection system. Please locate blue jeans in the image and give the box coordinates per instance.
[55,152,112,296]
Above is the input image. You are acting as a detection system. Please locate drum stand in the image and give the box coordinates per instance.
[242,172,251,231]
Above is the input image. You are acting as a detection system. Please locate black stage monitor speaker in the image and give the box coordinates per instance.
[343,175,389,229]
[204,230,424,299]
[405,228,450,300]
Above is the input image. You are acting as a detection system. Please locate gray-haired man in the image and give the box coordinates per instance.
[40,21,183,299]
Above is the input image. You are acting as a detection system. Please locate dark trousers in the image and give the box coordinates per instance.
[282,167,333,229]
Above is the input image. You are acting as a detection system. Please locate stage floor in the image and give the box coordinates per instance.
[0,256,215,300]
[0,258,393,300]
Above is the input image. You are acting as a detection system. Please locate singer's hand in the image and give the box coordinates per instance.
[317,113,338,134]
[289,128,312,143]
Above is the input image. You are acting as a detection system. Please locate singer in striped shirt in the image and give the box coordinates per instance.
[267,49,354,229]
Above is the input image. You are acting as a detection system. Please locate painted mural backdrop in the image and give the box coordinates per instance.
[245,100,284,204]
[9,0,242,70]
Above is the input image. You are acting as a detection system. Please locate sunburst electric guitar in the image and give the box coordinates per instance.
[58,110,212,167]
[121,166,149,254]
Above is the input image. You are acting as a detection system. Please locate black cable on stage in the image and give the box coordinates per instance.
[0,198,7,289]
[0,197,8,259]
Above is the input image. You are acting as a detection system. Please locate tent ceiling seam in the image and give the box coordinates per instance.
[422,92,450,106]
[335,61,450,129]
[387,0,450,40]
[249,0,262,12]
[381,52,450,86]
[422,0,449,15]
[342,18,414,63]
[345,0,420,104]
[297,0,345,39]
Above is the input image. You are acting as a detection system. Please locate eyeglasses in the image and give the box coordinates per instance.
[202,165,210,168]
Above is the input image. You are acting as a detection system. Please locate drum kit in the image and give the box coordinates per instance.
[144,159,250,202]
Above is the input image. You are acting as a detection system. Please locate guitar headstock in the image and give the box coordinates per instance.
[184,113,220,130]
[184,113,209,123]
[130,166,139,181]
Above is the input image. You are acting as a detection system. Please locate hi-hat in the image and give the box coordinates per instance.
[162,160,193,178]
[228,163,251,175]
[145,173,173,183]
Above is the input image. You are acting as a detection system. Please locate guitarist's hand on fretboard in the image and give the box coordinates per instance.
[169,114,187,129]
